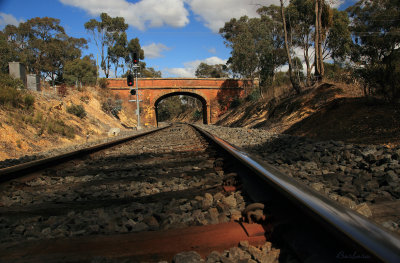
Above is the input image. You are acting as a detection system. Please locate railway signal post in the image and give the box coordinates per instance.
[127,53,141,129]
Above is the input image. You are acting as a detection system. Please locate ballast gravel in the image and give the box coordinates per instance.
[197,124,400,234]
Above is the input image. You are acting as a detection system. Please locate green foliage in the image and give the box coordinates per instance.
[3,17,87,83]
[230,97,242,108]
[141,67,162,78]
[98,78,109,89]
[67,104,87,119]
[347,0,400,101]
[85,13,128,78]
[0,73,24,89]
[0,31,18,73]
[10,110,74,139]
[64,56,97,86]
[272,71,291,87]
[324,63,353,83]
[23,94,35,110]
[195,63,229,78]
[22,112,44,126]
[193,110,202,121]
[46,119,75,138]
[0,85,23,108]
[220,15,285,82]
[157,96,184,122]
[0,74,34,109]
[245,89,261,102]
[126,38,145,71]
[102,97,122,118]
[109,32,128,78]
[327,9,352,61]
[121,64,161,78]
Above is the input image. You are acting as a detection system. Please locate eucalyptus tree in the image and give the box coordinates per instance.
[220,15,286,95]
[126,37,144,72]
[141,66,162,78]
[282,0,351,85]
[279,0,301,93]
[347,0,400,101]
[84,13,128,78]
[195,63,229,78]
[108,32,128,77]
[2,17,87,85]
[64,55,97,86]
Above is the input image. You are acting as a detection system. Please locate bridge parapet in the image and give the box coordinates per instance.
[107,78,252,89]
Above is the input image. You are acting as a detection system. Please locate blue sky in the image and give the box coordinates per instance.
[0,0,356,78]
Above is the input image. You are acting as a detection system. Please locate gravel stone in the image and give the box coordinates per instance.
[197,124,400,233]
[173,251,203,263]
[222,195,237,208]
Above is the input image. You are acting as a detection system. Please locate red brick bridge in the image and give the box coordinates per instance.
[107,78,254,127]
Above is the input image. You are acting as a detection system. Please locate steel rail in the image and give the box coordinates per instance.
[192,124,400,263]
[0,125,170,183]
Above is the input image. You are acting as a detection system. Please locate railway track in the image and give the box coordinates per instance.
[0,123,399,263]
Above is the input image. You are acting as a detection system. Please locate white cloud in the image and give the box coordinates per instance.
[186,0,280,33]
[60,0,348,33]
[165,56,227,77]
[0,13,24,27]
[59,0,189,30]
[329,0,345,8]
[143,43,171,59]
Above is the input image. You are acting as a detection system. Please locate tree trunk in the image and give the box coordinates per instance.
[304,35,312,86]
[314,0,324,81]
[318,0,324,78]
[280,0,301,94]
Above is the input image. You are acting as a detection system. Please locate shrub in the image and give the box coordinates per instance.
[23,94,35,110]
[46,119,75,138]
[324,62,354,84]
[0,73,24,89]
[80,95,90,104]
[0,74,34,110]
[246,89,260,102]
[193,110,202,120]
[102,97,122,118]
[0,85,22,108]
[272,71,291,87]
[230,97,242,108]
[67,104,87,119]
[98,78,109,89]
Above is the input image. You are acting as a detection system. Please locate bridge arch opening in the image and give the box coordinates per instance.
[154,92,208,125]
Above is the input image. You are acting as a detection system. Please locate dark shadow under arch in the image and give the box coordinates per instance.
[154,92,208,126]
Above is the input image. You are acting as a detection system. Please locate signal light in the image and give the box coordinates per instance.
[133,52,138,64]
[130,89,136,95]
[127,74,134,86]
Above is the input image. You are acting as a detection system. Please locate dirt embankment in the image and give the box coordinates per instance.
[0,86,137,161]
[217,82,400,146]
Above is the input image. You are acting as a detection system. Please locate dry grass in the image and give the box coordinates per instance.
[0,85,136,160]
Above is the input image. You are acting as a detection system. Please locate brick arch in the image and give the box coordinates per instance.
[107,78,253,127]
[154,91,209,125]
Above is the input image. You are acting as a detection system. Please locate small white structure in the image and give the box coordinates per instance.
[9,62,26,87]
[27,74,41,91]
